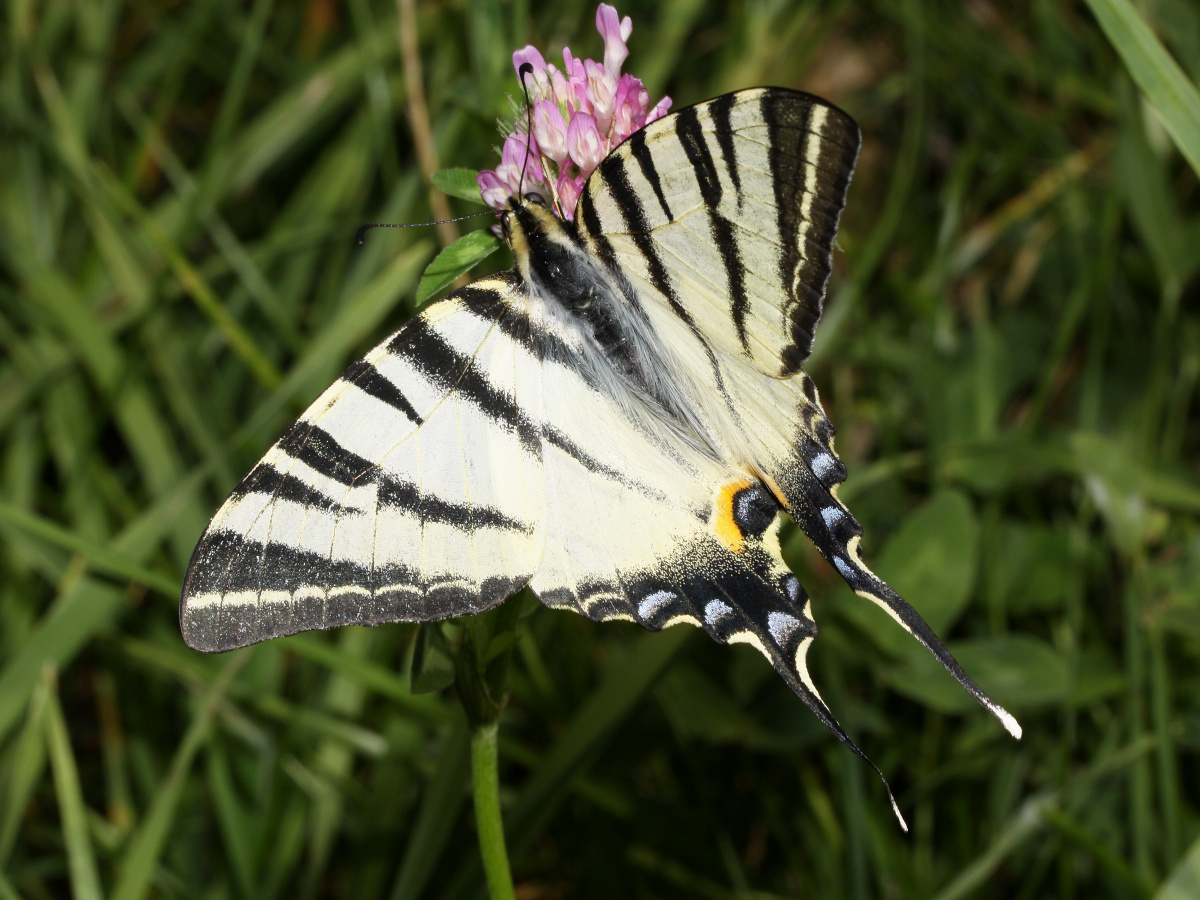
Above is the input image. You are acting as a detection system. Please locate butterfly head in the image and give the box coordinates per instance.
[498,191,555,244]
[500,191,578,281]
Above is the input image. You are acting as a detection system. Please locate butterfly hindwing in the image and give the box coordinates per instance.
[180,277,546,652]
[525,317,863,748]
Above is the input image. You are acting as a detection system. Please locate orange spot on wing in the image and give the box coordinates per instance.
[713,478,754,553]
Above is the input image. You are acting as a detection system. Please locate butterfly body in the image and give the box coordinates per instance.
[181,87,1019,766]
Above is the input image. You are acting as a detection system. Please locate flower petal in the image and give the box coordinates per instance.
[477,170,510,210]
[596,4,632,76]
[612,74,650,141]
[556,170,584,219]
[584,59,618,136]
[500,130,538,174]
[567,111,606,174]
[512,46,549,92]
[645,94,672,125]
[533,99,569,164]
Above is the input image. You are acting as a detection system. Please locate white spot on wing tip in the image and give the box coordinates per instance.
[889,794,909,832]
[989,702,1022,739]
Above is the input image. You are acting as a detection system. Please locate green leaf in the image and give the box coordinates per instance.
[1085,0,1200,178]
[415,230,502,306]
[431,167,487,203]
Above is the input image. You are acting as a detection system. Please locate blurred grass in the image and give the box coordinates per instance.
[1,0,1199,898]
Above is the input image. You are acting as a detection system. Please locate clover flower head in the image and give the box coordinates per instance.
[476,3,671,223]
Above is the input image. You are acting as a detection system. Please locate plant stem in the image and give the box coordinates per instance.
[470,721,516,900]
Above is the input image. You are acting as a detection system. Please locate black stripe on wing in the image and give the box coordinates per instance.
[393,317,542,456]
[454,275,573,364]
[231,462,346,512]
[627,128,674,222]
[341,358,423,425]
[759,90,860,375]
[675,105,750,354]
[279,422,373,486]
[182,531,526,651]
[377,476,533,534]
[707,92,742,201]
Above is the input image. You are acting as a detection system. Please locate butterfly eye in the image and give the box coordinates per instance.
[499,211,512,237]
[525,192,546,207]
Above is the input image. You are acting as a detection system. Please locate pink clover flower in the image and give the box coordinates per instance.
[476,3,671,222]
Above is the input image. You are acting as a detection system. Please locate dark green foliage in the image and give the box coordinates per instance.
[2,0,1199,897]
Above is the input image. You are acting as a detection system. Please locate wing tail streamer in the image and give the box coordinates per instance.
[754,376,1022,739]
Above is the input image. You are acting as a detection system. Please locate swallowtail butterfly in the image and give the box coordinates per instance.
[181,88,1020,794]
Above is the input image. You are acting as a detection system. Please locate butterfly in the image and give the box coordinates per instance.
[181,88,1019,799]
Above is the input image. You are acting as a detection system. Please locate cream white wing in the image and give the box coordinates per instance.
[523,314,891,767]
[180,275,546,652]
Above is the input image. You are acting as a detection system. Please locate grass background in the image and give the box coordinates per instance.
[3,0,1200,897]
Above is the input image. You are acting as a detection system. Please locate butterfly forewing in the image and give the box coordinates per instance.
[577,87,860,377]
[180,277,547,652]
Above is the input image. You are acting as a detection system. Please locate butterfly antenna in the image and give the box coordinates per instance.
[355,211,491,246]
[517,62,536,199]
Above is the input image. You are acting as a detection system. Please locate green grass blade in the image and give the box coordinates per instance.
[283,634,449,723]
[0,870,25,900]
[44,669,104,900]
[0,581,125,746]
[0,674,51,866]
[0,502,178,596]
[108,655,246,900]
[204,740,255,900]
[390,718,471,900]
[930,797,1047,900]
[1085,0,1200,177]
